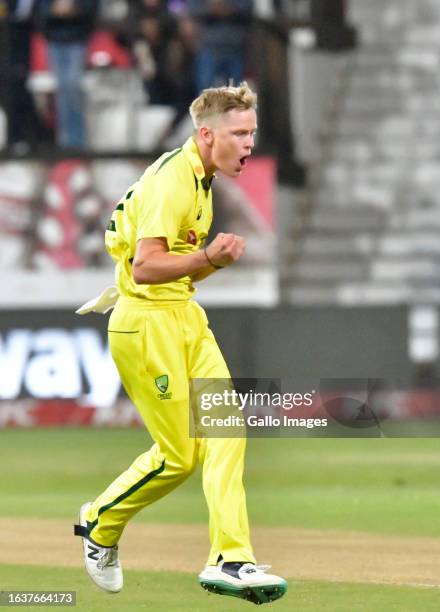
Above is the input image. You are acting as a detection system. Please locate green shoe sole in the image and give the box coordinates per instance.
[199,578,288,605]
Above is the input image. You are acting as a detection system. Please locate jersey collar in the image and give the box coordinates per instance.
[183,137,215,190]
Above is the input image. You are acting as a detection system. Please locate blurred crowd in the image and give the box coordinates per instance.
[0,0,352,273]
[1,0,260,152]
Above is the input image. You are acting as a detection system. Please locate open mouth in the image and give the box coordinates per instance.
[239,156,249,167]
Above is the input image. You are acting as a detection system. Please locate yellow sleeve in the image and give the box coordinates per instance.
[135,171,189,249]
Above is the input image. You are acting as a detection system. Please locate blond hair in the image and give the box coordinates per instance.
[189,82,257,129]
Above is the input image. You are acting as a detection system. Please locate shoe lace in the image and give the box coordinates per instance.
[97,546,119,570]
[241,563,271,575]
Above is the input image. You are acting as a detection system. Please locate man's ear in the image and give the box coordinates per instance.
[200,126,214,147]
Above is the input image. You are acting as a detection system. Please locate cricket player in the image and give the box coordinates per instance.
[74,82,287,605]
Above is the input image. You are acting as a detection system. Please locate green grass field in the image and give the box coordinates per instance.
[2,429,440,610]
[2,565,440,612]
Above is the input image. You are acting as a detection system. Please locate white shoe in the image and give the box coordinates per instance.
[198,561,287,605]
[74,502,123,593]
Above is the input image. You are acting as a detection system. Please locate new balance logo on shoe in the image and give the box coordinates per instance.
[74,502,123,593]
[198,561,287,605]
[87,544,100,560]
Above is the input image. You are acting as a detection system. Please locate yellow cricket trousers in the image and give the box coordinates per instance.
[85,296,256,565]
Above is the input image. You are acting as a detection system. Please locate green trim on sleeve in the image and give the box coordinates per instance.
[155,148,182,174]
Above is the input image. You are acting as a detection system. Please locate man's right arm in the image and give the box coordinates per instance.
[132,233,245,285]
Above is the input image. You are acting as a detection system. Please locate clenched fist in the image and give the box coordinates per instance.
[205,233,246,268]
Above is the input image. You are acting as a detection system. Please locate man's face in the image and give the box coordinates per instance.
[210,108,257,178]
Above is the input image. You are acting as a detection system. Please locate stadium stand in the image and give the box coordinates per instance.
[287,0,440,305]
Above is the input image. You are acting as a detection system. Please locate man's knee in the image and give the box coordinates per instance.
[154,438,197,479]
[170,452,197,479]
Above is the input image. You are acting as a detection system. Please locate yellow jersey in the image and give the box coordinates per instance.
[105,137,213,301]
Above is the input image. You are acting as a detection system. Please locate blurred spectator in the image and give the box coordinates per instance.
[132,0,167,16]
[132,8,175,104]
[5,0,53,153]
[37,0,99,149]
[167,0,186,16]
[310,0,356,51]
[187,0,253,92]
[132,3,196,122]
[167,16,197,123]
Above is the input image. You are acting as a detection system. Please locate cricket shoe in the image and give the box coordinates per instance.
[74,502,123,593]
[198,561,287,605]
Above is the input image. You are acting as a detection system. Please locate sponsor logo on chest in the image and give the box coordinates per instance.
[187,230,197,245]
